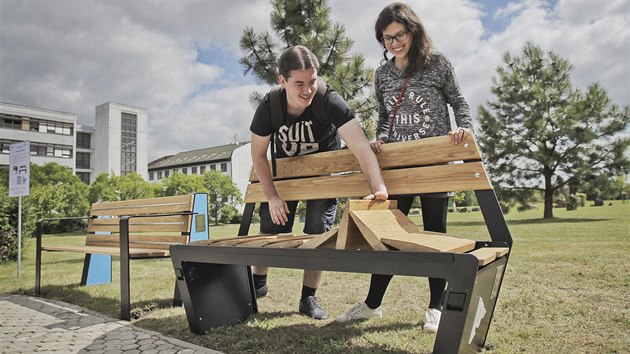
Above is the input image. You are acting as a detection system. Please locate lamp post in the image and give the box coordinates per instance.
[162,185,167,197]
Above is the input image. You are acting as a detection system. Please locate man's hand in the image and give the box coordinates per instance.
[363,187,388,201]
[268,195,291,225]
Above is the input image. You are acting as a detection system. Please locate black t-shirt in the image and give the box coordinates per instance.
[250,87,355,158]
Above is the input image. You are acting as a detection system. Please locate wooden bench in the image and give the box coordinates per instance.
[169,136,513,354]
[35,193,209,320]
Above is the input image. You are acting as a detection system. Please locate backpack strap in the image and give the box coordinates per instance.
[267,77,329,177]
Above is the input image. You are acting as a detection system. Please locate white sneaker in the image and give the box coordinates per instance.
[335,302,383,323]
[423,308,442,333]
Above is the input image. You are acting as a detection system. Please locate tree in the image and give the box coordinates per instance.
[478,42,630,218]
[239,0,377,130]
[202,170,242,225]
[88,172,154,202]
[162,172,205,197]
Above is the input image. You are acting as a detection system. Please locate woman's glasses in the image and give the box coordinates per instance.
[383,30,409,45]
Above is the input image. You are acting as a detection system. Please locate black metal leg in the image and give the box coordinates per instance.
[432,255,479,354]
[171,259,254,334]
[120,217,131,321]
[172,280,182,307]
[80,254,92,286]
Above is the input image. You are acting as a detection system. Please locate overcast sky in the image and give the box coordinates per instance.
[1,0,628,161]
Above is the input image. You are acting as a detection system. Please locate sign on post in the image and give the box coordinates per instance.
[9,141,30,197]
[9,141,30,278]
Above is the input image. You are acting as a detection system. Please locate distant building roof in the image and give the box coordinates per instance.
[148,142,249,170]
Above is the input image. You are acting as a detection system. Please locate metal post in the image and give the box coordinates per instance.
[17,196,21,278]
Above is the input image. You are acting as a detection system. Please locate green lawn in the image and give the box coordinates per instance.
[1,201,629,353]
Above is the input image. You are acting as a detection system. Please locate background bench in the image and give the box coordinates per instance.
[170,136,513,353]
[35,193,209,320]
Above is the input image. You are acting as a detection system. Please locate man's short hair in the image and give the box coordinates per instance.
[278,45,320,79]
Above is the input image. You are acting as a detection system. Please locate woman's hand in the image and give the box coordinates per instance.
[448,127,472,145]
[370,139,385,153]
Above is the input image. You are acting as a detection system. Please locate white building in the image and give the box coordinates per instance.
[0,101,148,184]
[93,102,148,180]
[148,142,252,211]
[0,102,76,170]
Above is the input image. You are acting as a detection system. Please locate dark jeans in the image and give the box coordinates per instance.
[366,195,449,310]
[259,198,337,234]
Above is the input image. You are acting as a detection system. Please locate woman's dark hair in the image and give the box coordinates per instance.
[375,2,433,75]
[278,45,320,79]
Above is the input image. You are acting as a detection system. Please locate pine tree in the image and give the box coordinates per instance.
[239,0,377,131]
[478,42,630,218]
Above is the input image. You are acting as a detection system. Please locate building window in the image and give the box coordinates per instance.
[76,152,90,169]
[157,171,162,179]
[1,139,72,158]
[191,166,197,174]
[210,164,216,171]
[149,172,154,181]
[120,112,137,175]
[221,163,228,172]
[77,132,91,149]
[0,115,22,130]
[200,165,206,173]
[182,167,188,174]
[76,172,90,184]
[164,170,170,178]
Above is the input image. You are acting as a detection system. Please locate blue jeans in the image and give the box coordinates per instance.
[259,198,337,234]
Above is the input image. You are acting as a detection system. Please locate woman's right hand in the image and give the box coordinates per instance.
[370,139,385,153]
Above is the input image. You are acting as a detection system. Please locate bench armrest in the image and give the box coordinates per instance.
[35,216,91,239]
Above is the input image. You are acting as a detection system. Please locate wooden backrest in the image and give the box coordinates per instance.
[86,195,196,250]
[245,135,491,203]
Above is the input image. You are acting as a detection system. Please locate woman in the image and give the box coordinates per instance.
[335,3,472,333]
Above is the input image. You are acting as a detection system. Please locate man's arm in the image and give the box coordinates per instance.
[250,133,291,225]
[337,120,388,200]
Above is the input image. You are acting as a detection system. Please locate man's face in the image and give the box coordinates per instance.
[279,68,318,114]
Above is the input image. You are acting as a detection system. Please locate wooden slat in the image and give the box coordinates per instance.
[234,235,305,247]
[90,195,194,216]
[250,135,481,181]
[244,162,491,203]
[468,247,509,265]
[41,245,170,258]
[336,200,398,250]
[380,233,476,253]
[85,234,188,250]
[263,237,313,248]
[299,229,338,249]
[87,215,192,233]
[207,234,287,246]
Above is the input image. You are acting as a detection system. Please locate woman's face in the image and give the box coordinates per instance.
[382,21,412,63]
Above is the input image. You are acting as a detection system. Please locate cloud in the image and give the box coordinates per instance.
[1,0,628,163]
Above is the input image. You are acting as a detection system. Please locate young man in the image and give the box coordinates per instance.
[249,45,388,320]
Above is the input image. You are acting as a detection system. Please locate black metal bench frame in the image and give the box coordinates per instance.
[171,190,512,354]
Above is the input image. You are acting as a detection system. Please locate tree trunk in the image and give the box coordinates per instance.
[543,172,554,219]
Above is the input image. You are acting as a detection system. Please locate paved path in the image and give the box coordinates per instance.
[0,294,221,353]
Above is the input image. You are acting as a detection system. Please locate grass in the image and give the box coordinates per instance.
[1,201,629,353]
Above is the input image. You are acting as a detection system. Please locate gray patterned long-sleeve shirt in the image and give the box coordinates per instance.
[374,52,472,143]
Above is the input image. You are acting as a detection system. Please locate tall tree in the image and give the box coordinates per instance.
[478,42,630,218]
[202,170,242,225]
[239,0,377,131]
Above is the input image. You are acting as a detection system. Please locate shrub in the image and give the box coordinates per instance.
[0,228,19,263]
